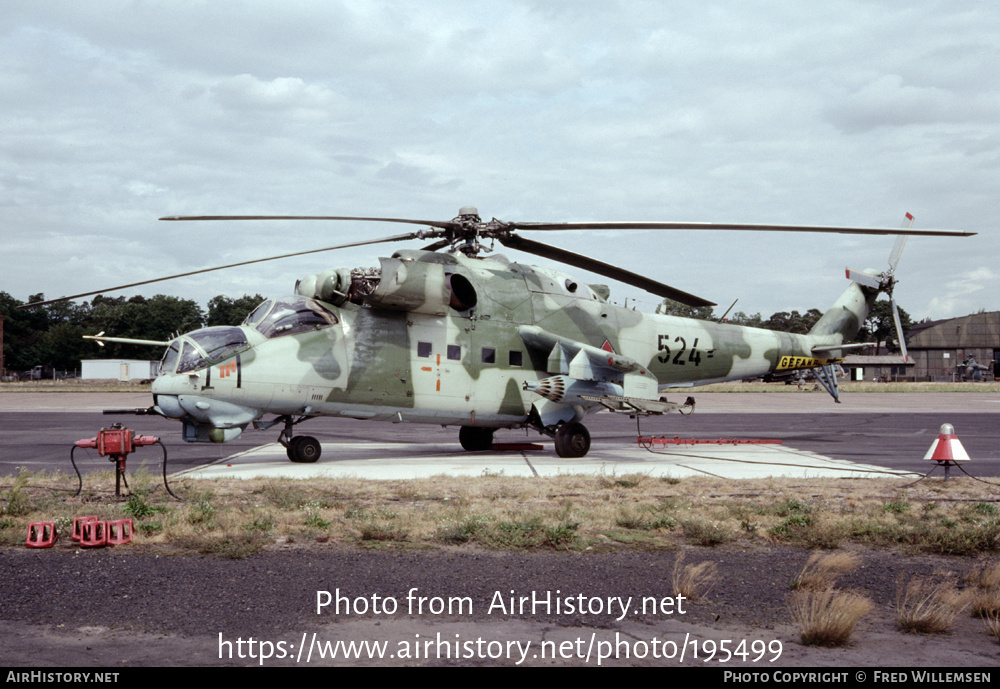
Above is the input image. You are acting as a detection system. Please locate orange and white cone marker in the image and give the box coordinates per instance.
[923,423,969,481]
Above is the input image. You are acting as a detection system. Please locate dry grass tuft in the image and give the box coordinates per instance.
[791,551,860,591]
[671,551,719,601]
[967,559,1000,590]
[966,559,1000,620]
[984,611,1000,642]
[791,589,873,647]
[894,574,969,634]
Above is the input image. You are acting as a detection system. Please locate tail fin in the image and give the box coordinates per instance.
[809,278,879,343]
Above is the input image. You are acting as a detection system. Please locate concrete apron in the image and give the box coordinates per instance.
[173,440,918,481]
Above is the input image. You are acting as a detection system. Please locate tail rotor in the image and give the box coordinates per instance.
[845,212,914,361]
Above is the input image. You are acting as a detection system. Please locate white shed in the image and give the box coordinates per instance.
[81,359,158,381]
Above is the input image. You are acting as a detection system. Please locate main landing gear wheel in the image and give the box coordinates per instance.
[459,426,495,452]
[286,436,322,463]
[554,422,590,458]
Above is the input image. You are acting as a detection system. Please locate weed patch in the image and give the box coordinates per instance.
[477,517,580,549]
[3,469,32,517]
[191,531,271,559]
[791,589,872,647]
[435,514,492,544]
[616,507,676,532]
[679,519,733,546]
[791,551,860,591]
[895,574,969,634]
[122,491,168,520]
[672,552,719,601]
[967,559,1000,619]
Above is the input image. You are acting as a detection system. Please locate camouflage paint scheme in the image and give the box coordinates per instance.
[149,248,878,454]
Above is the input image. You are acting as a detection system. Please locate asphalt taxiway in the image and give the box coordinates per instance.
[2,391,998,480]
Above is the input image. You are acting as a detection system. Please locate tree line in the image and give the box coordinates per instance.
[0,292,263,371]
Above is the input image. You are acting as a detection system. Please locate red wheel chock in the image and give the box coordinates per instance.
[106,519,133,545]
[26,516,135,550]
[79,520,107,548]
[72,515,99,542]
[26,522,58,548]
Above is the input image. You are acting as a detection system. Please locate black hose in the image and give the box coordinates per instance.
[70,446,83,497]
[159,440,181,500]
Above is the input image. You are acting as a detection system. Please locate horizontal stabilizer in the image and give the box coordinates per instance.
[811,342,874,356]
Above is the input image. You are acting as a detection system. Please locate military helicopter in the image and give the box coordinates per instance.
[22,208,973,460]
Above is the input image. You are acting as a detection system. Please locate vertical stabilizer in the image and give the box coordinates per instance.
[809,279,879,343]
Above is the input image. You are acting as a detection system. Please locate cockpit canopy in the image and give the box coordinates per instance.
[160,326,250,375]
[158,297,339,376]
[241,296,338,338]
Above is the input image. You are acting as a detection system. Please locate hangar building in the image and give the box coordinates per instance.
[905,311,1000,381]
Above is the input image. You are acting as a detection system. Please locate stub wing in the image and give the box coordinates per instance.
[517,325,663,412]
[517,324,645,378]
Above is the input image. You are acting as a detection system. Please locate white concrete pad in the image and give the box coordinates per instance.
[174,440,919,481]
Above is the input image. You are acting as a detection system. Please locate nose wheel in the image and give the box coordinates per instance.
[274,414,322,463]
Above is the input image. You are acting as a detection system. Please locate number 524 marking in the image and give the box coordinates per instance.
[657,335,713,366]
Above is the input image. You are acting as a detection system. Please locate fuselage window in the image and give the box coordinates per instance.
[509,350,523,367]
[482,347,496,364]
[447,345,461,361]
[418,341,433,358]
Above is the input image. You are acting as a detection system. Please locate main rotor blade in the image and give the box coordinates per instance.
[511,221,976,237]
[160,214,460,231]
[17,231,427,309]
[498,234,716,307]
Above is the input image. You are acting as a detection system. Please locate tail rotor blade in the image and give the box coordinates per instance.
[888,235,908,273]
[891,297,909,362]
[845,268,881,289]
[888,212,914,273]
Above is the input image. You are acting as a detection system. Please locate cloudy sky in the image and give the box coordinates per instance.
[2,1,998,323]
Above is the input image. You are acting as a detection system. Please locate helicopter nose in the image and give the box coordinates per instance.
[176,395,259,428]
[151,377,185,418]
[153,393,186,419]
[152,389,258,428]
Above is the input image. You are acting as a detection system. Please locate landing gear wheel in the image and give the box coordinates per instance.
[554,422,590,458]
[286,436,322,463]
[459,426,495,452]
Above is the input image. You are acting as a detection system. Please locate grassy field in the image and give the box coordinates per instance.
[4,468,998,559]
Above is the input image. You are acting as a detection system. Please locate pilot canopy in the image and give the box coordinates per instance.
[157,297,339,375]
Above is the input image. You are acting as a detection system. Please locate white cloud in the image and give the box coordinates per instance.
[0,1,996,321]
[922,267,1000,319]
